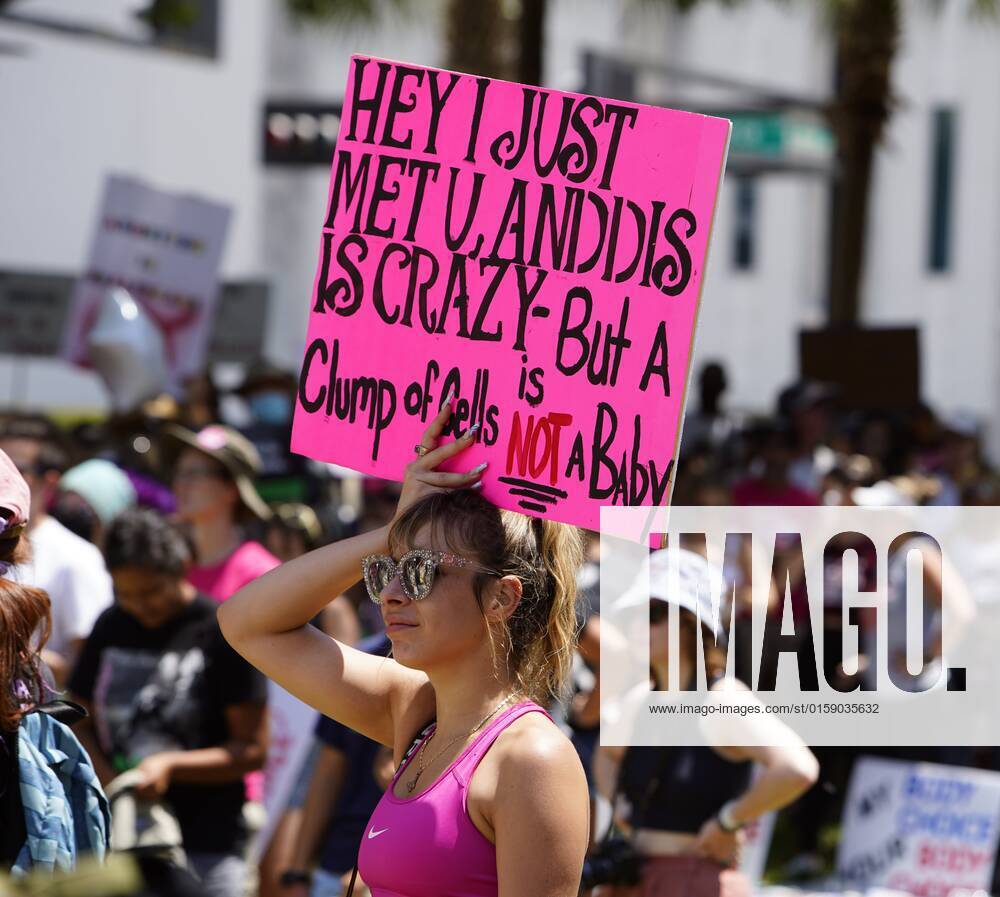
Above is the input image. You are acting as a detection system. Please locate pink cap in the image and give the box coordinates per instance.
[0,449,30,536]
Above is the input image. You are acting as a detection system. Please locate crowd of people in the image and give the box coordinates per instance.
[1,357,998,897]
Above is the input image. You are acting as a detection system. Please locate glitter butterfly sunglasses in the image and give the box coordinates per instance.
[361,549,502,604]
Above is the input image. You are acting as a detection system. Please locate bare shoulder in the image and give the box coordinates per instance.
[490,711,588,799]
[485,715,591,895]
[708,676,751,696]
[467,709,588,849]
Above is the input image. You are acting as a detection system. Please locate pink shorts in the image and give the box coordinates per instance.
[592,855,752,897]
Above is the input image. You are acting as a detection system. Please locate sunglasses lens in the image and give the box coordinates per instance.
[364,556,396,603]
[400,553,435,600]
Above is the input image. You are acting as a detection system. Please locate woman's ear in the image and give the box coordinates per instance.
[487,575,523,623]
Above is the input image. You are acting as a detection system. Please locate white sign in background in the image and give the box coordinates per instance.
[253,681,319,857]
[61,174,230,384]
[740,766,776,883]
[837,756,1000,897]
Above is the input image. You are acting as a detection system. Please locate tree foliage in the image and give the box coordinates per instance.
[284,0,410,26]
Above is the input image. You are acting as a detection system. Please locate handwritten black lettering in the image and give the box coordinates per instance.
[343,58,391,145]
[312,232,367,316]
[639,320,670,395]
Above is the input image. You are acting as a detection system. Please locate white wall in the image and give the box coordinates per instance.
[863,0,1000,450]
[259,0,444,366]
[0,0,269,410]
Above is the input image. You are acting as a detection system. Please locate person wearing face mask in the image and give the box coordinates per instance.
[237,363,320,506]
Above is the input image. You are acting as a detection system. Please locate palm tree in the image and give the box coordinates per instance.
[443,0,507,79]
[284,0,548,83]
[825,0,899,325]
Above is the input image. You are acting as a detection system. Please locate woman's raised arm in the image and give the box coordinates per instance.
[218,394,486,748]
[218,523,423,747]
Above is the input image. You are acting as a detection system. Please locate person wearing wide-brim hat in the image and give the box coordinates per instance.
[163,424,280,606]
[591,548,818,897]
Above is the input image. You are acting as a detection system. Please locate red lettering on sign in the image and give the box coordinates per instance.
[917,842,990,874]
[506,411,573,485]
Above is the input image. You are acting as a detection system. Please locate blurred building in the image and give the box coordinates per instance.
[0,0,997,455]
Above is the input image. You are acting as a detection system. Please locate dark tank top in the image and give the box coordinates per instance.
[620,744,752,833]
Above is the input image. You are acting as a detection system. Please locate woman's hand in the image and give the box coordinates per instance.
[394,389,487,523]
[133,752,176,800]
[692,818,743,867]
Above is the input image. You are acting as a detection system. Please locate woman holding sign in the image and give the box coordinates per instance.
[219,394,590,897]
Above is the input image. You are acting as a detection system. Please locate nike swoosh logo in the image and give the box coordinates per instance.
[368,827,388,839]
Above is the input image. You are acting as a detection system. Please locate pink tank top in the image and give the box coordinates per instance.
[358,700,551,897]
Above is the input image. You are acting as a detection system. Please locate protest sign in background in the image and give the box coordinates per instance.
[292,56,730,530]
[837,756,1000,897]
[253,681,319,858]
[740,766,777,883]
[62,174,231,385]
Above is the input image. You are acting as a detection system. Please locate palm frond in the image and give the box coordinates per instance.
[284,0,410,25]
[641,0,746,11]
[967,0,1000,19]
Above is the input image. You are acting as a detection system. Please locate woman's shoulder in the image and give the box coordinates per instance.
[478,704,589,833]
[708,675,751,696]
[491,703,583,780]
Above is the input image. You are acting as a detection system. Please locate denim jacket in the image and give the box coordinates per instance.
[12,704,111,875]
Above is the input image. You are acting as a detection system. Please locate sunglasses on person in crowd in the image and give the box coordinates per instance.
[649,599,670,625]
[362,549,502,604]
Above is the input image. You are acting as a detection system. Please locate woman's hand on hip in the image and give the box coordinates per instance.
[692,818,743,867]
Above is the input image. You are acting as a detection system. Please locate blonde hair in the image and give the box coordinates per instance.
[388,490,584,704]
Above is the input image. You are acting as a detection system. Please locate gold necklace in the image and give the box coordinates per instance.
[405,694,518,795]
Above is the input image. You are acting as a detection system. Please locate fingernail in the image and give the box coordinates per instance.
[464,422,480,438]
[443,386,456,406]
[471,481,483,489]
[472,461,488,473]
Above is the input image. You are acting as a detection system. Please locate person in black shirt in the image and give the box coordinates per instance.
[591,548,818,897]
[69,508,267,897]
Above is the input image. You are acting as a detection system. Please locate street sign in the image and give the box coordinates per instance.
[728,111,833,162]
[0,271,269,365]
[0,271,73,356]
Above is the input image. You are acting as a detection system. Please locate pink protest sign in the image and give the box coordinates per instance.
[292,56,730,531]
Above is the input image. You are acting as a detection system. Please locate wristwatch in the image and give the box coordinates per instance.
[716,800,746,833]
[279,869,313,887]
